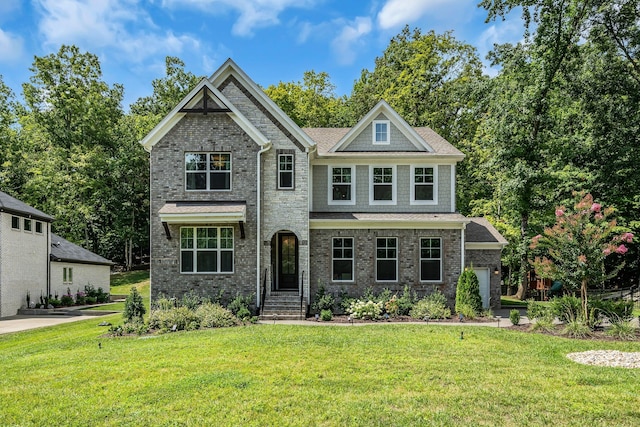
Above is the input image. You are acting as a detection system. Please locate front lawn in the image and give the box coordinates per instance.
[84,270,150,313]
[0,319,638,426]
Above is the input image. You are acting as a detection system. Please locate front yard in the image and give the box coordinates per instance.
[0,312,638,426]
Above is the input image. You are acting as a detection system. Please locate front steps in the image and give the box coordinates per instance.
[260,292,306,320]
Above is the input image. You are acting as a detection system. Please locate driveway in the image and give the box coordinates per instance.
[0,314,107,335]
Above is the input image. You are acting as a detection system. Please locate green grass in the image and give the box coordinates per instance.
[0,319,639,426]
[84,270,150,313]
[501,296,528,307]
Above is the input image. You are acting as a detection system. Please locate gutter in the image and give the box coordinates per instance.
[256,141,272,308]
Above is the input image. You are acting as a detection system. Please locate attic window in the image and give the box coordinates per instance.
[373,120,390,144]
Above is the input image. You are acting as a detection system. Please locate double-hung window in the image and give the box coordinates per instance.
[278,153,294,189]
[376,237,397,282]
[370,166,396,204]
[330,166,354,204]
[23,219,32,232]
[185,152,231,191]
[411,166,437,204]
[11,216,20,230]
[373,120,390,144]
[63,267,73,286]
[332,237,354,281]
[180,226,234,273]
[35,221,43,234]
[420,238,442,282]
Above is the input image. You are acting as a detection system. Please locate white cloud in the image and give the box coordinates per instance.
[377,0,479,30]
[35,0,200,62]
[0,28,24,63]
[162,0,318,37]
[331,17,372,65]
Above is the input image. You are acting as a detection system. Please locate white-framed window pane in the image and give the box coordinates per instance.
[196,251,217,272]
[332,167,352,201]
[35,221,43,233]
[415,185,434,200]
[221,251,233,272]
[332,237,354,281]
[278,154,294,189]
[181,251,194,273]
[414,167,435,201]
[376,238,397,281]
[186,152,231,190]
[373,167,393,201]
[375,122,388,143]
[420,238,441,281]
[24,219,32,232]
[181,226,234,274]
[11,216,20,230]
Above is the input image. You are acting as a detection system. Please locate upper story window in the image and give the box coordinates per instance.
[420,238,442,282]
[35,221,43,234]
[370,166,396,205]
[24,219,32,232]
[329,166,355,205]
[278,152,294,190]
[180,226,234,274]
[185,152,231,191]
[411,165,438,205]
[11,216,20,230]
[373,120,390,144]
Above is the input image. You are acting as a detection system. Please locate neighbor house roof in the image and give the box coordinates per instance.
[0,191,54,222]
[465,218,509,249]
[50,233,113,266]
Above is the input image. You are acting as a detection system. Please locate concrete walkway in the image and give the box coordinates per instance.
[0,314,105,334]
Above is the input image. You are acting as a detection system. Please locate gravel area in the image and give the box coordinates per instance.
[567,350,640,368]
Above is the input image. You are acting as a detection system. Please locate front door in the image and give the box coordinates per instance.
[278,233,298,290]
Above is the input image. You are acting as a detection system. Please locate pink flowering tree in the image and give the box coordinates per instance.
[530,194,633,321]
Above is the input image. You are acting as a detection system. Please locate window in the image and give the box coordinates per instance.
[185,152,231,191]
[420,238,442,282]
[376,237,397,282]
[373,120,390,144]
[11,216,20,230]
[180,226,234,273]
[330,166,354,204]
[63,267,73,285]
[370,166,396,204]
[23,219,32,232]
[411,166,437,204]
[332,237,354,281]
[35,221,43,234]
[278,153,294,189]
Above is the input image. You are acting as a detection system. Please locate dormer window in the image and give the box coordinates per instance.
[373,120,390,144]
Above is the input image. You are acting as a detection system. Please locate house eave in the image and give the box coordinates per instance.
[310,219,469,230]
[465,242,508,250]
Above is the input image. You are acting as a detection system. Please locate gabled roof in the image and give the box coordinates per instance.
[140,78,269,152]
[209,58,316,150]
[50,233,113,266]
[330,100,434,153]
[0,191,53,222]
[465,218,508,249]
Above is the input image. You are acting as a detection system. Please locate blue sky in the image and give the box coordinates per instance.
[0,0,523,110]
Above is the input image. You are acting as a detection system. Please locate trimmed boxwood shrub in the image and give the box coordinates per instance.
[455,268,482,316]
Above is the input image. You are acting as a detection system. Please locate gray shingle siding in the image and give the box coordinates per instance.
[340,113,420,152]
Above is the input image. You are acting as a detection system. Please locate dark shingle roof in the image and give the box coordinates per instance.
[0,191,54,222]
[50,233,113,266]
[465,218,508,244]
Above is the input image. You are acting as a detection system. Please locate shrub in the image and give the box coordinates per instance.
[527,300,551,320]
[606,319,637,340]
[195,303,239,328]
[122,319,149,336]
[384,295,399,317]
[227,293,253,316]
[96,287,110,303]
[320,309,333,321]
[75,290,86,306]
[530,315,555,333]
[236,307,251,321]
[509,309,520,325]
[123,287,146,322]
[85,296,97,305]
[590,298,634,322]
[562,319,591,338]
[455,269,482,316]
[153,294,176,311]
[181,290,202,311]
[456,303,477,320]
[550,295,581,323]
[347,300,383,320]
[61,294,74,307]
[148,306,199,332]
[397,285,417,315]
[410,291,451,320]
[48,298,62,308]
[312,284,335,312]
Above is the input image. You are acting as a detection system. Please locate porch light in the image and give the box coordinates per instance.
[494,266,500,275]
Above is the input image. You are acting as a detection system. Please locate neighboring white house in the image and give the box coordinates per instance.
[50,233,112,299]
[0,191,111,317]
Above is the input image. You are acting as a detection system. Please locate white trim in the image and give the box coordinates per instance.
[256,142,272,307]
[185,152,232,192]
[313,155,463,164]
[372,120,390,145]
[159,211,245,224]
[410,165,438,206]
[461,226,465,270]
[327,165,356,206]
[310,219,469,230]
[179,226,234,274]
[331,237,354,283]
[375,237,398,283]
[419,237,442,283]
[450,164,456,212]
[277,153,294,190]
[465,242,508,250]
[11,215,20,231]
[369,165,397,206]
[23,218,32,233]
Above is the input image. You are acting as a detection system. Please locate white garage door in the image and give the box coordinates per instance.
[473,268,490,309]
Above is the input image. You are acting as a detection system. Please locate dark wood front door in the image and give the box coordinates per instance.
[278,233,298,290]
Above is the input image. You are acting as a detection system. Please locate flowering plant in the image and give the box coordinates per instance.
[530,193,633,320]
[347,299,383,320]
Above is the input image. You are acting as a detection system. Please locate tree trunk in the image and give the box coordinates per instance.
[581,278,589,323]
[514,212,529,300]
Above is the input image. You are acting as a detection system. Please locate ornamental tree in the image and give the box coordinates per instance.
[530,194,633,321]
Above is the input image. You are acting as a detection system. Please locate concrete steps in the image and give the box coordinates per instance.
[260,292,306,320]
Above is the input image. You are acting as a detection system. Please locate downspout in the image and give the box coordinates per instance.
[461,223,466,272]
[305,145,317,305]
[256,141,272,308]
